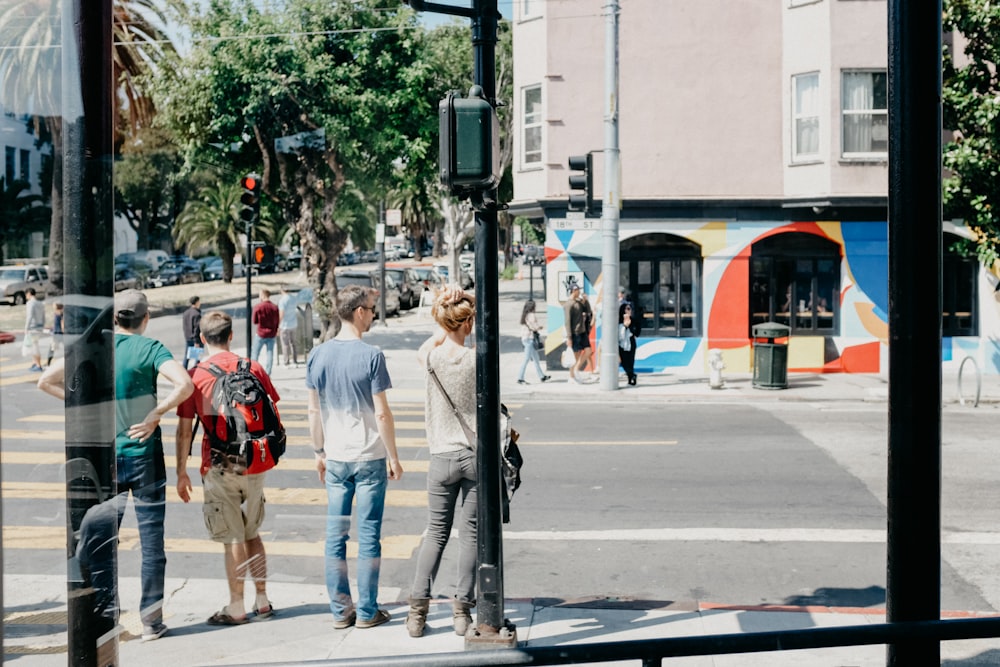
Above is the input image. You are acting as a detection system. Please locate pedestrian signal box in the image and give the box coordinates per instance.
[249,242,274,267]
[439,85,500,197]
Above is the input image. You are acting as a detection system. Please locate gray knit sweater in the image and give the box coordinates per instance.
[425,344,477,454]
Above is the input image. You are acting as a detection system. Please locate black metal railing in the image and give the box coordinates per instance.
[241,616,1000,667]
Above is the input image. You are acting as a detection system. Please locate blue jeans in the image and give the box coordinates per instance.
[116,452,167,626]
[518,338,546,381]
[251,335,276,374]
[410,450,477,604]
[325,459,387,621]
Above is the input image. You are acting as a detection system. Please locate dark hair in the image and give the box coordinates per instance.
[520,300,536,326]
[200,310,233,345]
[336,284,376,322]
[26,288,36,296]
[189,295,200,306]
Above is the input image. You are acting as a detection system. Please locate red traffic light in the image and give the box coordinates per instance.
[241,175,258,191]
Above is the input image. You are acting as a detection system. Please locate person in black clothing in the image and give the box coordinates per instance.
[182,296,202,369]
[618,302,641,386]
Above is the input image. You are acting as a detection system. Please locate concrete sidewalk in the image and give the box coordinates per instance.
[7,574,999,667]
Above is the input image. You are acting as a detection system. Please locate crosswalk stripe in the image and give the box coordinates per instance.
[0,451,431,473]
[1,374,43,387]
[2,481,427,507]
[2,430,675,447]
[3,525,422,559]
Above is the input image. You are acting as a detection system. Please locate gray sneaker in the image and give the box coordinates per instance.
[141,623,168,642]
[355,609,391,629]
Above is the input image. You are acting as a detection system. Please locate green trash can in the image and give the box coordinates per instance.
[295,303,313,358]
[752,322,790,389]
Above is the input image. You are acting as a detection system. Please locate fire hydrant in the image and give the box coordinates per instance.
[708,348,725,389]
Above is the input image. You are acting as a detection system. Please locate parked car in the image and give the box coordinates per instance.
[433,262,475,290]
[524,244,545,266]
[116,249,170,273]
[335,269,400,317]
[384,267,422,310]
[149,259,204,287]
[410,265,446,296]
[201,257,245,281]
[359,249,379,264]
[0,265,50,305]
[113,267,144,291]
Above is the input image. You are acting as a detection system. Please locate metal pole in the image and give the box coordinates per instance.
[246,224,253,357]
[468,0,515,649]
[379,201,387,325]
[598,0,621,391]
[65,0,117,662]
[885,1,942,665]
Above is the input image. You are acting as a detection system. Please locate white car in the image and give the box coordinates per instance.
[0,265,50,305]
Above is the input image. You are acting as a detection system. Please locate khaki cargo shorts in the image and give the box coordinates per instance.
[201,468,267,544]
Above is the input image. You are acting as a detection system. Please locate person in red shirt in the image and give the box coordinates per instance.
[250,288,279,374]
[175,310,280,626]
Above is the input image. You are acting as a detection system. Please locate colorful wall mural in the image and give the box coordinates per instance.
[543,219,896,375]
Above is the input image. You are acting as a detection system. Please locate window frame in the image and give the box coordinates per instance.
[942,238,979,337]
[521,84,543,168]
[792,72,821,162]
[841,69,888,160]
[750,233,841,336]
[620,235,703,338]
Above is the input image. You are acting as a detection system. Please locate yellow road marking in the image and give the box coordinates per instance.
[2,481,427,507]
[1,450,431,473]
[16,414,65,423]
[3,526,422,559]
[0,374,43,387]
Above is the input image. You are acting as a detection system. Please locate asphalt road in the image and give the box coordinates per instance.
[6,366,1000,616]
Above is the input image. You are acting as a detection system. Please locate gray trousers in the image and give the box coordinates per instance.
[410,449,477,604]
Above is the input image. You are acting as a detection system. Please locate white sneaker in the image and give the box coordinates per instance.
[141,623,168,642]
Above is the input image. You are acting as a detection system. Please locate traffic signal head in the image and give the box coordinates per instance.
[439,85,501,198]
[240,174,261,226]
[567,154,593,213]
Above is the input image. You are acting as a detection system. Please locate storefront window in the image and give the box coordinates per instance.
[750,233,840,335]
[620,234,702,337]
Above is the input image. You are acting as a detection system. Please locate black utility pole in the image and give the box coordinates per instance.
[886,2,942,666]
[65,0,117,663]
[405,0,514,648]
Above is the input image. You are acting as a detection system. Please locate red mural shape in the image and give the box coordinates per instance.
[708,222,834,349]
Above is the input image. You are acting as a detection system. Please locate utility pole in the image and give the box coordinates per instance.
[404,0,514,649]
[885,1,942,665]
[65,0,117,663]
[599,0,621,392]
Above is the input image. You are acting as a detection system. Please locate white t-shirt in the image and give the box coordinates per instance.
[278,294,298,330]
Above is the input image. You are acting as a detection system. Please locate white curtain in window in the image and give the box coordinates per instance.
[843,73,873,154]
[794,74,819,157]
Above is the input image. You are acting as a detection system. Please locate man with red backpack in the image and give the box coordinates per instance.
[175,310,283,626]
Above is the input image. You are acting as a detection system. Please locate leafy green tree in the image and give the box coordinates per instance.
[943,0,1000,266]
[155,0,440,303]
[115,128,182,249]
[173,180,275,282]
[0,0,181,289]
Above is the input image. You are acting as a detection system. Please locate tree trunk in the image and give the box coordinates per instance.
[47,117,64,291]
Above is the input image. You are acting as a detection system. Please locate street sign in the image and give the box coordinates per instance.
[565,211,586,220]
[386,209,402,228]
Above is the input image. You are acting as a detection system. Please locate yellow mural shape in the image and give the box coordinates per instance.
[854,302,889,343]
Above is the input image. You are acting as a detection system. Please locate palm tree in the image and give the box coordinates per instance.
[389,183,433,260]
[0,0,180,289]
[174,182,275,283]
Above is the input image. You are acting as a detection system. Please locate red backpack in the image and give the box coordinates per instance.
[201,359,286,474]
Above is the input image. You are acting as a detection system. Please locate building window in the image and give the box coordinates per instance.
[522,0,541,19]
[943,237,978,337]
[522,85,542,166]
[620,234,702,337]
[19,149,29,182]
[792,72,820,160]
[750,233,840,335]
[5,146,15,183]
[842,70,887,158]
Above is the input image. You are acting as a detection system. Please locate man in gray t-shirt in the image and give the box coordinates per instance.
[305,284,403,630]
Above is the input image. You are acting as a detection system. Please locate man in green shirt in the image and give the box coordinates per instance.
[38,290,193,640]
[113,290,194,640]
